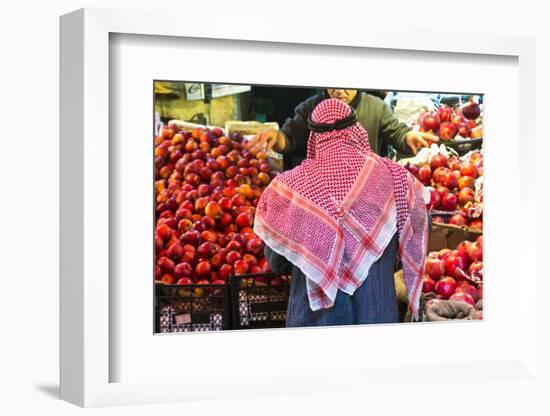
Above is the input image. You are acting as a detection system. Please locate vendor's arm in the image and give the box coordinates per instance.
[247,95,322,156]
[379,102,438,155]
[263,245,292,276]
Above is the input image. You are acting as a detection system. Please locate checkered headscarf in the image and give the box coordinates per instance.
[254,99,428,319]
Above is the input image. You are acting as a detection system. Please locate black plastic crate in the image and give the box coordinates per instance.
[230,273,291,330]
[443,138,483,155]
[155,283,231,333]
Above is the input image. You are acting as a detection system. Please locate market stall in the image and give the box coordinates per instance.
[153,85,484,331]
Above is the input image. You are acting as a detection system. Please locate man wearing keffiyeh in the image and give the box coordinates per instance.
[253,99,430,326]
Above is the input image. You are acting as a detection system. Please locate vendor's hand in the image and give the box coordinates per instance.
[405,131,439,155]
[246,129,287,153]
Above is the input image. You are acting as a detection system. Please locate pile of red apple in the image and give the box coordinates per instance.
[422,235,483,315]
[154,125,277,287]
[417,99,482,140]
[405,150,483,230]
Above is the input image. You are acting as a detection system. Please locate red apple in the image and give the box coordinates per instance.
[175,274,193,285]
[225,250,242,265]
[235,212,253,229]
[180,230,202,247]
[242,253,258,267]
[174,262,193,278]
[156,223,172,242]
[234,259,249,275]
[246,238,264,255]
[197,242,214,258]
[226,240,242,252]
[201,230,218,243]
[167,242,184,261]
[218,264,233,281]
[160,274,175,284]
[258,258,271,273]
[157,256,175,274]
[204,201,222,219]
[195,261,211,278]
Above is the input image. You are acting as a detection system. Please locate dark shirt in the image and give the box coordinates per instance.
[280,91,412,170]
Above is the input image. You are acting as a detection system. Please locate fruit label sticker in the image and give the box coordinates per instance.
[175,313,192,325]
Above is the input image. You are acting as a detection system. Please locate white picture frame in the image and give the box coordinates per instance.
[60,7,539,408]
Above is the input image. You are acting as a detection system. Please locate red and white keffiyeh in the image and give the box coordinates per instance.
[254,99,429,319]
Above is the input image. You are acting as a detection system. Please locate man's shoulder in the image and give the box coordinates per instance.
[361,92,387,108]
[298,92,325,110]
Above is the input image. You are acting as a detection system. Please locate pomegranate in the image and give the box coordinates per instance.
[432,167,450,185]
[422,275,436,293]
[449,214,467,226]
[466,242,483,263]
[440,193,458,211]
[438,122,458,140]
[417,166,432,186]
[444,253,466,278]
[437,106,452,123]
[435,277,457,299]
[424,257,445,280]
[462,101,481,120]
[449,291,476,306]
[421,112,440,131]
[457,123,472,138]
[430,154,448,170]
[427,189,441,210]
[458,187,475,206]
[455,282,480,302]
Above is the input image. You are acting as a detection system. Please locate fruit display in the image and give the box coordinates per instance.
[415,97,483,141]
[404,147,483,230]
[154,125,277,287]
[422,235,483,316]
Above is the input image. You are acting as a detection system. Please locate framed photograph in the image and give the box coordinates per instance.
[60,7,538,408]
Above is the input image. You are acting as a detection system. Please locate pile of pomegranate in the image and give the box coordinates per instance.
[405,150,483,230]
[154,125,277,287]
[416,99,482,140]
[422,235,483,314]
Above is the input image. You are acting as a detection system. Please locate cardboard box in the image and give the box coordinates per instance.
[428,222,482,253]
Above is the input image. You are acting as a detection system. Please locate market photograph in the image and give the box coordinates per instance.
[153,82,484,333]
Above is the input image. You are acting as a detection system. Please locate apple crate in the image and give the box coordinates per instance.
[229,273,291,330]
[155,283,231,333]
